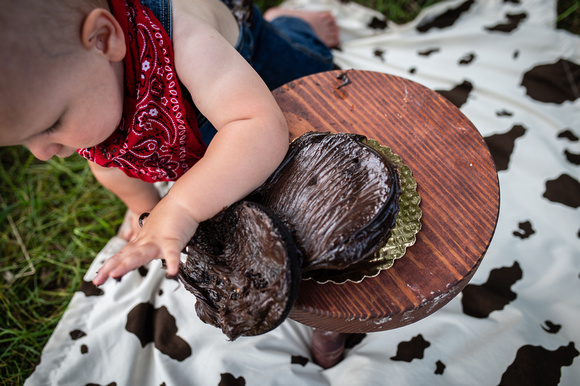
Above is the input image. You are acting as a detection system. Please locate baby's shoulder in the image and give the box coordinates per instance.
[171,0,238,45]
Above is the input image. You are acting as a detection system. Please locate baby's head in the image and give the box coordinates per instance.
[0,0,126,160]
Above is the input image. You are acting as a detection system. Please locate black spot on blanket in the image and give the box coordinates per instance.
[485,13,527,33]
[78,280,104,297]
[521,59,580,104]
[484,124,527,172]
[513,220,534,239]
[499,343,579,386]
[461,261,523,318]
[496,109,513,117]
[459,52,475,65]
[391,334,430,362]
[542,321,562,334]
[374,49,385,61]
[416,0,474,33]
[436,80,473,108]
[543,174,580,208]
[418,48,440,56]
[435,360,446,375]
[70,329,87,340]
[564,149,580,165]
[368,16,388,30]
[138,265,149,277]
[126,302,192,361]
[345,333,366,349]
[292,355,309,366]
[219,373,246,386]
[558,129,579,142]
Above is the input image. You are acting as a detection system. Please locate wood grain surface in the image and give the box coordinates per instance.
[273,70,500,333]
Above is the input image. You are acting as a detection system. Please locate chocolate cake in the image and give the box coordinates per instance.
[250,131,401,272]
[178,132,401,339]
[177,201,301,341]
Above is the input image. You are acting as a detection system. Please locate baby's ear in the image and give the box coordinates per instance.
[81,8,126,62]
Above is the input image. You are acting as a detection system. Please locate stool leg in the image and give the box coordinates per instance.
[312,329,346,369]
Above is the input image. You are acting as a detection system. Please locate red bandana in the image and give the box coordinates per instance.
[77,0,207,183]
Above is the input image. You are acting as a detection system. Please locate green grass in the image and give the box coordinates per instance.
[0,148,124,383]
[1,0,578,383]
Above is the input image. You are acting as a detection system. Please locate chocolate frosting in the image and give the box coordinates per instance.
[250,132,400,271]
[178,201,301,341]
[178,132,401,340]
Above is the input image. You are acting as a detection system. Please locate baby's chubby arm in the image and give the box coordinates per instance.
[93,16,289,285]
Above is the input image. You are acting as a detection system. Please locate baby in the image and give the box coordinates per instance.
[0,0,339,285]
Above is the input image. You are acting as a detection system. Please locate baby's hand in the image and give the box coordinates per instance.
[93,196,198,286]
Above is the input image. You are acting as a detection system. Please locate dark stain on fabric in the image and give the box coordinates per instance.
[513,220,534,239]
[558,129,579,142]
[485,13,527,33]
[436,80,473,108]
[435,360,446,375]
[459,52,475,65]
[416,0,475,33]
[541,320,562,334]
[345,333,367,349]
[70,330,87,340]
[499,343,579,386]
[78,280,104,297]
[418,47,440,56]
[219,373,246,386]
[368,16,388,30]
[291,355,309,366]
[138,266,149,277]
[373,49,385,61]
[496,109,513,117]
[125,302,192,361]
[461,261,523,318]
[484,124,527,171]
[543,174,580,208]
[564,149,580,165]
[391,334,431,362]
[521,59,580,104]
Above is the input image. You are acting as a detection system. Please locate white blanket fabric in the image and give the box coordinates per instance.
[27,0,579,385]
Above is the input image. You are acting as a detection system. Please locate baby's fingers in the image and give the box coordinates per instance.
[163,252,182,278]
[93,245,158,285]
[92,240,184,285]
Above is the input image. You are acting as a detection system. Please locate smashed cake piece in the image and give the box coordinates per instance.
[178,201,301,341]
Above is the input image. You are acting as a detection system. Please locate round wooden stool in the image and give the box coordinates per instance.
[272,70,500,368]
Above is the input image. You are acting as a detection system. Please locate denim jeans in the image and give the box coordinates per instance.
[141,0,334,144]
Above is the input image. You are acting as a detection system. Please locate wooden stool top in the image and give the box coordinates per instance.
[273,70,499,333]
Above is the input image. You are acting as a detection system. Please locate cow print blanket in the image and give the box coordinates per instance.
[26,0,579,384]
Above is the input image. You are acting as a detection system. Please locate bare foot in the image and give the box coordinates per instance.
[264,8,340,48]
